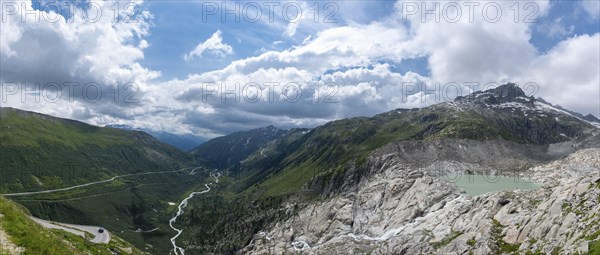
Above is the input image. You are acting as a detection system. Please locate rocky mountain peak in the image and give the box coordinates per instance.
[584,114,600,123]
[487,82,526,98]
[455,83,531,105]
[259,125,279,131]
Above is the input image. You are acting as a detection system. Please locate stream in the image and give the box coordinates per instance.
[168,172,220,255]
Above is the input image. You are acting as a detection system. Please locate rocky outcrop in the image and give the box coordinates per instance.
[242,148,600,254]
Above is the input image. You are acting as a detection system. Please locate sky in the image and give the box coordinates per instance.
[0,0,599,138]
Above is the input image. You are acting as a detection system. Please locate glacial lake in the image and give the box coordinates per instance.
[445,174,541,196]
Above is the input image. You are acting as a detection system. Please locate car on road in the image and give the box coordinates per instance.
[98,228,104,233]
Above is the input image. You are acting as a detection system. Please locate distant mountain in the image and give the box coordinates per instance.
[583,113,600,123]
[189,126,288,170]
[0,107,195,193]
[105,124,205,151]
[449,83,600,137]
[547,103,600,125]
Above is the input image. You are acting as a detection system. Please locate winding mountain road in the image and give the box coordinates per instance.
[29,216,111,244]
[1,167,201,197]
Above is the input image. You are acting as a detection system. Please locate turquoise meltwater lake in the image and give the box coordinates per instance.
[445,174,541,196]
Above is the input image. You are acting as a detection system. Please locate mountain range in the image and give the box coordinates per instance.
[1,83,600,254]
[104,124,206,151]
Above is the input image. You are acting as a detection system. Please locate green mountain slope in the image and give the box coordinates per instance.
[0,107,194,193]
[190,125,287,170]
[0,196,147,255]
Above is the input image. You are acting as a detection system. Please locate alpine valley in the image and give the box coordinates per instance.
[1,84,600,255]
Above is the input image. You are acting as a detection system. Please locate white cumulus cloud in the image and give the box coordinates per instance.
[0,0,159,122]
[183,30,234,61]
